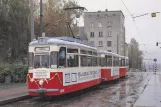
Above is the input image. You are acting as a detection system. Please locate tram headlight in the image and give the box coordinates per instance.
[39,79,44,86]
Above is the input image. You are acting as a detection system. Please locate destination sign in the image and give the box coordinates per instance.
[35,47,50,52]
[33,71,50,79]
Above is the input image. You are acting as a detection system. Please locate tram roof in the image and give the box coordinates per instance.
[98,50,120,56]
[98,50,128,58]
[29,36,97,50]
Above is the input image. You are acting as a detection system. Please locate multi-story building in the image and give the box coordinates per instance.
[84,9,127,56]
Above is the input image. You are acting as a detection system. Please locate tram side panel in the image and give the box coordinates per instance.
[62,67,101,95]
[101,67,120,82]
[28,67,101,96]
[119,67,128,77]
[120,68,126,77]
[101,68,112,81]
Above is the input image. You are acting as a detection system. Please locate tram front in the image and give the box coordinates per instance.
[27,37,63,96]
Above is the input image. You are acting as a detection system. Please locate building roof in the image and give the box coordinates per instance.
[84,10,125,18]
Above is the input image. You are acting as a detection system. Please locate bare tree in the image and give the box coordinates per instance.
[128,38,143,70]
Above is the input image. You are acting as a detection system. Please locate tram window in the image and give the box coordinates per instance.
[50,51,58,69]
[87,56,92,66]
[81,55,87,67]
[113,57,115,66]
[105,55,108,66]
[87,51,92,55]
[121,59,125,66]
[93,52,97,56]
[113,56,119,66]
[67,54,79,67]
[67,48,78,53]
[34,55,50,68]
[97,57,101,66]
[92,57,97,66]
[119,59,121,66]
[116,57,119,66]
[29,52,34,69]
[107,55,112,66]
[59,47,66,67]
[100,58,106,67]
[80,50,87,54]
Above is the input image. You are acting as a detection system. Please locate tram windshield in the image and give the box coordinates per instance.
[34,55,50,68]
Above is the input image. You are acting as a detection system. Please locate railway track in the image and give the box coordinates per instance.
[2,72,149,107]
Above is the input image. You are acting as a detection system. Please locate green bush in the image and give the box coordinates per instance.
[0,64,28,83]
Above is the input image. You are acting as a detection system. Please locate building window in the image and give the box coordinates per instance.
[108,31,112,37]
[105,14,108,18]
[99,41,103,47]
[98,22,103,28]
[90,22,94,27]
[107,27,112,30]
[107,41,112,47]
[90,32,94,37]
[99,32,103,37]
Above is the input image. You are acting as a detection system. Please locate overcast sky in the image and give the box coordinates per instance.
[77,0,161,63]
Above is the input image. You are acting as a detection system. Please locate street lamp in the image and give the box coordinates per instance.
[63,6,87,38]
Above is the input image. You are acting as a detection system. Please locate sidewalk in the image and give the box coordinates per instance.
[0,84,28,106]
[134,72,161,107]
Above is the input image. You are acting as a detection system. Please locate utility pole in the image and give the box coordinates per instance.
[40,0,43,37]
[30,0,35,41]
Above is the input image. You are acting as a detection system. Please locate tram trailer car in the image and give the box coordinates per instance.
[27,37,128,96]
[119,56,129,78]
[98,51,129,82]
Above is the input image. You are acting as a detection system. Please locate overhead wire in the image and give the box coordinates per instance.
[120,0,149,54]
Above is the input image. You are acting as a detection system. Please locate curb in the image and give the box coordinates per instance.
[0,95,30,106]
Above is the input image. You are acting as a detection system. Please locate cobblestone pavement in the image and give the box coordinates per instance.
[1,72,151,107]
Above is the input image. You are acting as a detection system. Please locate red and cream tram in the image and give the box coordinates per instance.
[27,37,128,96]
[99,50,121,81]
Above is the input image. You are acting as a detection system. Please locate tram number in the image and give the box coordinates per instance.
[60,89,64,93]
